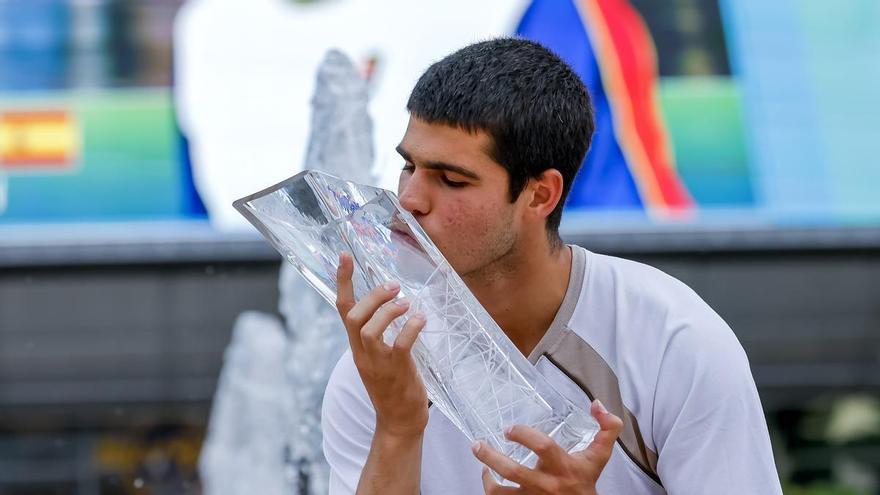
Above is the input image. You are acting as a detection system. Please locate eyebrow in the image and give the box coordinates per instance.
[396,145,481,180]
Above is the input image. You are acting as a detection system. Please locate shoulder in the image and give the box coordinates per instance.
[566,248,755,430]
[582,249,707,313]
[574,248,741,356]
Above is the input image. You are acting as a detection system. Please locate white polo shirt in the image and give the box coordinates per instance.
[321,246,783,494]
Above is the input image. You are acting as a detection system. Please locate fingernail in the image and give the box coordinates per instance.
[471,441,481,455]
[595,399,608,415]
[504,426,514,436]
[411,311,426,322]
[394,298,410,307]
[383,281,400,291]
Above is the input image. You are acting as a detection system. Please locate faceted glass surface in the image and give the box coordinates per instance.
[234,170,599,480]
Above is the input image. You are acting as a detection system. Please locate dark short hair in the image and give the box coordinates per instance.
[406,37,594,240]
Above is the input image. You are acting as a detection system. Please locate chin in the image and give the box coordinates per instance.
[447,254,484,279]
[433,244,468,274]
[419,229,486,276]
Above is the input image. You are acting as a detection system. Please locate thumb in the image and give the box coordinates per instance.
[580,399,623,466]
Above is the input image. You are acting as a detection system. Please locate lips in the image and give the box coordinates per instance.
[390,224,422,251]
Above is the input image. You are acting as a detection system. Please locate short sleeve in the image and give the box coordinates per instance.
[652,313,783,495]
[321,350,376,495]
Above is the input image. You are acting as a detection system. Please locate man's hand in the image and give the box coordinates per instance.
[335,252,429,439]
[473,400,624,495]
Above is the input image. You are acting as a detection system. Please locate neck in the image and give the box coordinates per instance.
[463,235,572,358]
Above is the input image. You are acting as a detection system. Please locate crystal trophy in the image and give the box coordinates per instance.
[233,170,599,480]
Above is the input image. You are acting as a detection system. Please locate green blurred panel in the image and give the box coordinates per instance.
[1,89,188,222]
[658,77,753,206]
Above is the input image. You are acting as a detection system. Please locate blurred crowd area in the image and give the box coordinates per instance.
[0,0,182,91]
[1,0,879,494]
[0,0,727,91]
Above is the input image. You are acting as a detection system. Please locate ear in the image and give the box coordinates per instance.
[526,169,564,222]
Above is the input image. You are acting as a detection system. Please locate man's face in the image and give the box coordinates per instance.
[396,116,524,278]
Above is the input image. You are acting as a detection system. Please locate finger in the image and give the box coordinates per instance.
[361,297,411,353]
[391,312,426,357]
[335,252,356,316]
[579,399,623,466]
[504,425,566,470]
[344,280,401,331]
[480,467,519,494]
[471,441,551,490]
[335,252,361,351]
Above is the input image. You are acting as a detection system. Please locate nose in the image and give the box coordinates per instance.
[398,171,430,217]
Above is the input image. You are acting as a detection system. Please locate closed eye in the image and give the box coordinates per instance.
[441,176,467,188]
[402,163,468,188]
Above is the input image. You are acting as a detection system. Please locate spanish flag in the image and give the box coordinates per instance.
[0,110,78,169]
[517,0,694,216]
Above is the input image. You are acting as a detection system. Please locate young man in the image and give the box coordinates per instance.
[322,38,782,494]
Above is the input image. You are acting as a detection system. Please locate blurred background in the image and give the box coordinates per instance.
[0,0,878,493]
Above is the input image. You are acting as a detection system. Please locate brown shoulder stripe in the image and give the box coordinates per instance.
[543,329,662,487]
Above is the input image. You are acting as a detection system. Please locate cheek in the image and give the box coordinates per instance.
[440,197,493,234]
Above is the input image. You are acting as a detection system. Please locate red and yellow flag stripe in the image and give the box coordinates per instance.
[577,0,694,216]
[0,110,79,169]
